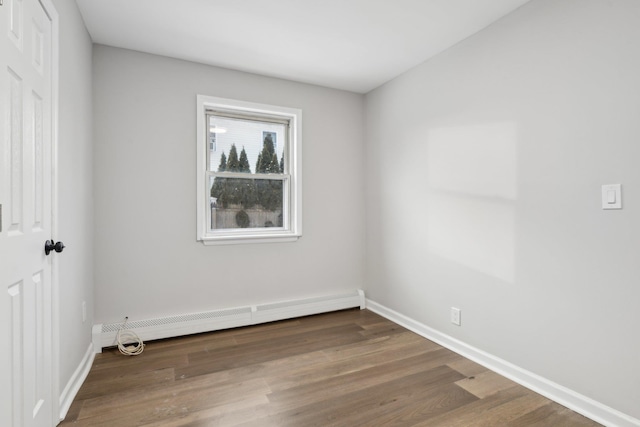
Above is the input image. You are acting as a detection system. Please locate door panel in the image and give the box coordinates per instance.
[8,67,24,235]
[7,281,23,427]
[1,0,54,425]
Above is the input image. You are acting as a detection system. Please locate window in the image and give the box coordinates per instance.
[196,95,302,245]
[209,131,216,150]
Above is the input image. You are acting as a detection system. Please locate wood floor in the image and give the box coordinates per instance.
[60,309,601,426]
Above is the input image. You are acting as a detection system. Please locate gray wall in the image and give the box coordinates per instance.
[364,0,640,419]
[92,45,365,322]
[51,0,94,400]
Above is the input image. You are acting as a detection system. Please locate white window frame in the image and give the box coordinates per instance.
[196,95,302,245]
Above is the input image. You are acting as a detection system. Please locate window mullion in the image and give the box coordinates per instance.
[210,172,289,181]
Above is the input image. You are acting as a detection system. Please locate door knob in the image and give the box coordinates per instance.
[45,240,65,255]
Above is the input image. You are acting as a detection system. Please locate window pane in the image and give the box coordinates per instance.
[208,115,286,174]
[209,177,284,230]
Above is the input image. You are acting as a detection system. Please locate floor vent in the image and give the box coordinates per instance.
[93,289,364,353]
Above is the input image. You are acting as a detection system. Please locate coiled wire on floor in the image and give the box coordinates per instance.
[117,317,145,356]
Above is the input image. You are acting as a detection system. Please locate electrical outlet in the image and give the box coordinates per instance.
[82,301,87,323]
[451,307,461,326]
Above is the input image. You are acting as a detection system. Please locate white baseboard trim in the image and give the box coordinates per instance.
[58,342,95,422]
[93,289,365,353]
[366,299,640,427]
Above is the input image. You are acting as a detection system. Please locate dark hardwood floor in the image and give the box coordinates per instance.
[60,309,601,426]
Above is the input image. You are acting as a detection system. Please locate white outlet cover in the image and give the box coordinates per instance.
[451,307,461,326]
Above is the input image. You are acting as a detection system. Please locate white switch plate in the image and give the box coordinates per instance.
[602,184,622,209]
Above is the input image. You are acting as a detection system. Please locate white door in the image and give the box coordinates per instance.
[0,0,55,426]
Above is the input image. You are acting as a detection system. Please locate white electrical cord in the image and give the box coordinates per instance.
[117,317,145,356]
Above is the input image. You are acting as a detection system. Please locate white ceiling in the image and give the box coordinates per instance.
[75,0,530,93]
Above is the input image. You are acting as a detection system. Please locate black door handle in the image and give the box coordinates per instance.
[45,240,65,255]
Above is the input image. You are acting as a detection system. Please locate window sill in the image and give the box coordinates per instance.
[199,232,301,246]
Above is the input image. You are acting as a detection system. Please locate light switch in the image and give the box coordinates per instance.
[602,184,622,209]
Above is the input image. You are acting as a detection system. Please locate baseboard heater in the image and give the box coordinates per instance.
[92,289,365,353]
